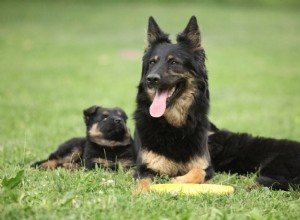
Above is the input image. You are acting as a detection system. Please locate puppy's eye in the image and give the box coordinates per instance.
[170,60,178,65]
[102,115,109,121]
[149,60,156,65]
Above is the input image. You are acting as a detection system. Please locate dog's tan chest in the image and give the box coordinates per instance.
[164,76,197,128]
[141,150,209,177]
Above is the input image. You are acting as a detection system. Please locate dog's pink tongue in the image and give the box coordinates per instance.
[149,90,168,118]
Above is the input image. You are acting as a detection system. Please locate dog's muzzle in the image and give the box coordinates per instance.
[146,73,161,88]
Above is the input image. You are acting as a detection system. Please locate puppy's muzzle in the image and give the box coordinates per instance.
[112,116,123,124]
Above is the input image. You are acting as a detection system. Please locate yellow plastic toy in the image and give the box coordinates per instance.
[150,184,234,196]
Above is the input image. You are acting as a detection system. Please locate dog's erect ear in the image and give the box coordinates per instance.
[177,16,201,51]
[83,105,100,124]
[147,16,170,47]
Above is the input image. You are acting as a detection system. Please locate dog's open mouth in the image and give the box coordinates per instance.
[149,82,184,118]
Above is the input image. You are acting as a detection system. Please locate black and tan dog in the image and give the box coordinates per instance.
[32,106,135,170]
[134,16,214,191]
[208,123,300,190]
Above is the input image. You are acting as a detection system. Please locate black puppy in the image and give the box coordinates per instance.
[208,123,300,190]
[32,106,135,170]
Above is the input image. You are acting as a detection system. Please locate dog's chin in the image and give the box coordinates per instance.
[89,130,130,147]
[105,129,127,141]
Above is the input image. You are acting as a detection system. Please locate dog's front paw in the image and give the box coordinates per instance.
[133,179,151,195]
[62,163,80,170]
[170,176,184,184]
[37,160,59,170]
[171,168,205,184]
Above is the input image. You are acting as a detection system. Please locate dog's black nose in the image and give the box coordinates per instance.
[146,73,161,85]
[114,118,122,124]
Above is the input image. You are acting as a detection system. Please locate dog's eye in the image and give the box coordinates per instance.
[170,60,178,65]
[102,115,109,121]
[149,60,156,65]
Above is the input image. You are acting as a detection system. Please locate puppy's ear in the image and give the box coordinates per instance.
[147,16,170,47]
[177,16,201,51]
[83,105,100,124]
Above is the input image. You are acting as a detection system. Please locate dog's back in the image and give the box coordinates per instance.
[209,126,300,190]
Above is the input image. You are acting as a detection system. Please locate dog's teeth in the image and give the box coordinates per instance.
[167,87,176,98]
[171,87,176,95]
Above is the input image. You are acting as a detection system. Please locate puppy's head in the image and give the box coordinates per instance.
[83,106,131,146]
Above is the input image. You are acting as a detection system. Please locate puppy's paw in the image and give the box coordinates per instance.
[39,160,58,170]
[62,163,80,170]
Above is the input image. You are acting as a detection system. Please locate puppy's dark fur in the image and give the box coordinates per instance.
[134,16,213,186]
[208,123,300,190]
[32,106,135,170]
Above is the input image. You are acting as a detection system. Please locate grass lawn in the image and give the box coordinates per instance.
[0,1,300,219]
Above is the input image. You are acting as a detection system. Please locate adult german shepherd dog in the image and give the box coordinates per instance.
[134,16,214,190]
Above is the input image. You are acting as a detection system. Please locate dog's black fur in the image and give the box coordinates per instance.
[31,137,86,170]
[134,16,213,183]
[31,106,135,170]
[208,123,300,190]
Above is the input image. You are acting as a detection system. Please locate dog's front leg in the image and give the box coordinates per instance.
[32,159,59,170]
[171,168,206,184]
[133,165,157,194]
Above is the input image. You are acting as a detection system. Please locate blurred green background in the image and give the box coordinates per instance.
[0,1,300,219]
[0,0,299,164]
